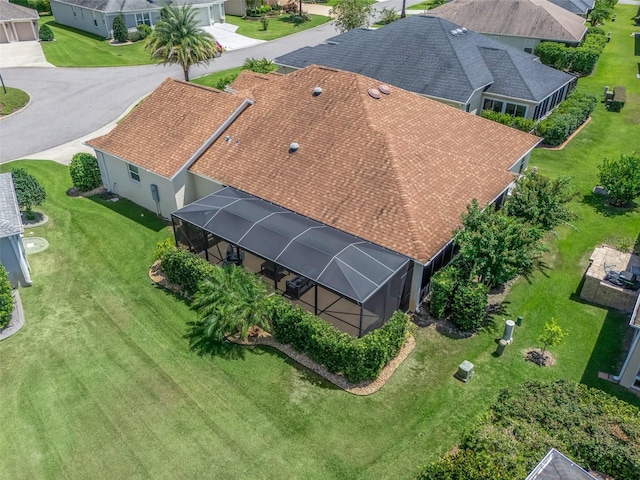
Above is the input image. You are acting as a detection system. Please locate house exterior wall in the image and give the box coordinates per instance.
[483,33,542,52]
[466,88,486,115]
[619,328,640,389]
[481,93,537,119]
[0,20,38,42]
[0,235,30,288]
[96,151,179,218]
[50,1,110,37]
[223,0,246,17]
[189,172,225,204]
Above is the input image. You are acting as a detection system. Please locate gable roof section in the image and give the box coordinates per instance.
[87,79,246,179]
[0,173,24,239]
[50,0,215,14]
[0,0,38,20]
[547,0,595,15]
[526,448,598,480]
[189,66,540,263]
[430,0,587,44]
[275,16,575,105]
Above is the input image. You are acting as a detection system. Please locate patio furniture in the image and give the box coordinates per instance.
[224,244,245,266]
[286,275,313,299]
[260,260,288,281]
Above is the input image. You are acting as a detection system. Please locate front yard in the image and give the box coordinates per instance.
[0,5,638,480]
[224,14,330,41]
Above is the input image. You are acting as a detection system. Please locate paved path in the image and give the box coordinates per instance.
[0,0,424,164]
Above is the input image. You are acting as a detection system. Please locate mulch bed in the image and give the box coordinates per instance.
[149,261,415,395]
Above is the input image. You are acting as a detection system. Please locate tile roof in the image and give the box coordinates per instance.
[0,173,24,239]
[86,79,246,179]
[188,66,540,262]
[0,0,38,20]
[275,15,575,105]
[547,0,595,15]
[430,0,587,44]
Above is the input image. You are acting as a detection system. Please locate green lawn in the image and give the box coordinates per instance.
[0,6,639,480]
[192,66,245,88]
[224,14,330,41]
[0,87,29,115]
[38,16,157,67]
[407,0,444,10]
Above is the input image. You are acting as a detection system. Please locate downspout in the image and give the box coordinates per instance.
[170,98,254,181]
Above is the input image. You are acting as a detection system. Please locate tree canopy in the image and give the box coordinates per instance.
[597,152,640,206]
[11,168,46,219]
[145,5,220,81]
[330,0,374,33]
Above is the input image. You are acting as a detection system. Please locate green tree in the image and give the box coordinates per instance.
[505,169,577,231]
[450,280,488,331]
[330,0,374,33]
[11,168,46,220]
[69,152,102,192]
[0,264,13,329]
[538,318,567,356]
[39,23,54,42]
[145,5,220,82]
[455,200,546,288]
[190,265,270,342]
[112,16,129,43]
[379,7,400,25]
[597,152,640,206]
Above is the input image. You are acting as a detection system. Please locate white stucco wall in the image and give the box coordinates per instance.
[50,1,110,38]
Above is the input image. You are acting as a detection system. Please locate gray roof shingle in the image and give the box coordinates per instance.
[50,0,214,14]
[0,0,39,20]
[547,0,595,15]
[0,173,23,239]
[275,15,575,104]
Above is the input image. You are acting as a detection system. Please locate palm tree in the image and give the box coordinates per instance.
[191,265,270,342]
[145,5,220,82]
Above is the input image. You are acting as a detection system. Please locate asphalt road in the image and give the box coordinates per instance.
[0,0,420,163]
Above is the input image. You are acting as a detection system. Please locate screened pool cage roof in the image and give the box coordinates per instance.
[172,187,410,303]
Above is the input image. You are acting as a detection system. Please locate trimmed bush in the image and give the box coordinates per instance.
[154,240,217,296]
[11,168,46,220]
[610,85,626,112]
[534,31,605,76]
[69,152,102,192]
[128,31,142,43]
[480,110,535,133]
[136,23,152,39]
[429,265,459,319]
[534,92,596,146]
[39,24,54,42]
[112,16,128,43]
[450,281,488,331]
[0,265,13,329]
[267,295,410,383]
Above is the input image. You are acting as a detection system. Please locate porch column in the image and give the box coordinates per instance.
[618,328,640,388]
[408,261,424,313]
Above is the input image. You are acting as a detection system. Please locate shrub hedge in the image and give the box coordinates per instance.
[266,294,410,383]
[429,265,459,319]
[154,239,216,296]
[450,281,488,331]
[480,110,536,133]
[39,24,54,42]
[534,92,596,146]
[610,85,626,112]
[69,152,102,192]
[534,31,606,76]
[0,265,13,329]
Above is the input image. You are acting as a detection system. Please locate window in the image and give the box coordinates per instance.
[483,99,504,113]
[128,164,141,183]
[505,103,526,117]
[135,12,151,26]
[72,6,76,16]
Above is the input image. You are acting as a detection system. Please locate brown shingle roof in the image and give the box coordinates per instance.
[189,66,540,262]
[430,0,587,44]
[86,78,246,179]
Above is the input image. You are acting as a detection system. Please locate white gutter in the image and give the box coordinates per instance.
[170,98,254,181]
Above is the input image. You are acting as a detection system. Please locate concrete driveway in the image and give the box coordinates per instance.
[0,41,54,68]
[201,23,266,51]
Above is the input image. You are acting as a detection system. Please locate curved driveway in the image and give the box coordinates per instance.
[0,0,415,163]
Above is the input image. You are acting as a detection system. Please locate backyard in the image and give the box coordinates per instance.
[0,5,639,479]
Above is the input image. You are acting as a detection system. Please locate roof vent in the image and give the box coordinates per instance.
[289,142,299,153]
[313,86,323,96]
[225,135,231,142]
[378,84,391,95]
[450,29,458,36]
[368,88,381,99]
[456,28,464,35]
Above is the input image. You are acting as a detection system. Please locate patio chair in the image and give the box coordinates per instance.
[224,244,245,266]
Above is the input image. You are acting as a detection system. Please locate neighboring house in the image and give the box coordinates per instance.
[430,0,587,52]
[526,448,598,480]
[0,0,39,43]
[0,173,31,288]
[275,15,577,120]
[616,293,640,391]
[87,66,540,336]
[548,0,595,16]
[49,0,225,39]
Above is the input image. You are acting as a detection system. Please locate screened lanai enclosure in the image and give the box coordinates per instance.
[172,187,412,337]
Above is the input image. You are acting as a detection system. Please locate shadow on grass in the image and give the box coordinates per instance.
[44,20,108,41]
[581,192,636,217]
[580,309,640,406]
[184,320,248,359]
[257,344,338,390]
[88,195,168,232]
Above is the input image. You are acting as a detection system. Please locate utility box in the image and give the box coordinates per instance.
[455,360,474,382]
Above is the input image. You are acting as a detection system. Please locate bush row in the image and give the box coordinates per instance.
[266,294,410,383]
[480,110,535,133]
[154,239,216,296]
[534,92,596,146]
[0,265,13,329]
[534,31,606,76]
